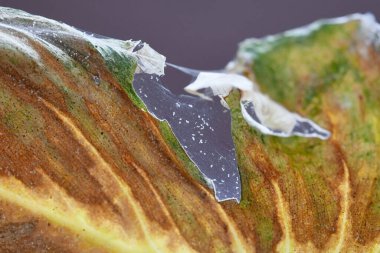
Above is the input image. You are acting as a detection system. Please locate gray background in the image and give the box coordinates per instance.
[2,0,379,69]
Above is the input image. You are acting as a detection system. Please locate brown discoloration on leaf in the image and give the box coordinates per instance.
[1,8,380,252]
[0,221,36,243]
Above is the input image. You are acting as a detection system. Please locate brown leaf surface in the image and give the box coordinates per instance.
[0,8,379,253]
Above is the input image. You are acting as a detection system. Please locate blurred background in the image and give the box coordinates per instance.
[2,0,379,69]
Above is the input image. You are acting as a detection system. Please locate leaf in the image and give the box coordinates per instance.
[0,7,379,252]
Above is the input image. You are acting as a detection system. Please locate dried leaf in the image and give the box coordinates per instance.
[0,7,379,253]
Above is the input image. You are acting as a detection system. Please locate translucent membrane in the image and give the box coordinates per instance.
[133,64,241,202]
[133,58,330,203]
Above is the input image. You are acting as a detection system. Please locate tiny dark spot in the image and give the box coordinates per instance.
[92,74,101,85]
